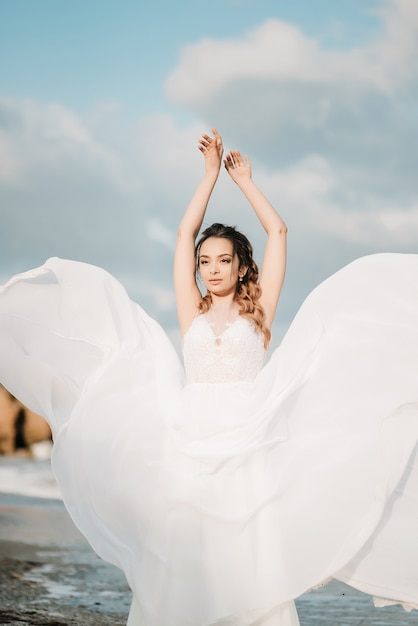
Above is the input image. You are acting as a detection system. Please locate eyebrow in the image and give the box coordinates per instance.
[199,253,234,259]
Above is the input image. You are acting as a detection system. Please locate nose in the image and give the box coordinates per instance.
[210,264,219,275]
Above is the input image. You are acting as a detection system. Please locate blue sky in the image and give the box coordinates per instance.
[1,0,417,346]
[1,0,382,118]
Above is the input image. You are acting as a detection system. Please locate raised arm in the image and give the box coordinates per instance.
[174,129,224,335]
[224,150,287,330]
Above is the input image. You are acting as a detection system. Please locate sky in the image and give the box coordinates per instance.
[1,0,417,348]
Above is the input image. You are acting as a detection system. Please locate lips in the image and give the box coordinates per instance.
[209,279,221,284]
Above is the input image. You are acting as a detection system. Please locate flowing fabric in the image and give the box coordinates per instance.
[0,254,417,626]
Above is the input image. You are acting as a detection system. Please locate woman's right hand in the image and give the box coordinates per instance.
[198,128,224,175]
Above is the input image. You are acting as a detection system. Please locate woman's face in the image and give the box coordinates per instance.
[198,237,241,297]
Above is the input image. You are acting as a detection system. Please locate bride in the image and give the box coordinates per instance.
[0,129,418,626]
[175,128,286,351]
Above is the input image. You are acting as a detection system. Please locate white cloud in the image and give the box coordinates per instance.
[254,154,418,249]
[166,0,418,104]
[146,217,176,250]
[0,97,139,194]
[1,0,418,335]
[0,100,198,326]
[166,20,322,105]
[371,203,418,244]
[164,0,418,196]
[164,0,418,257]
[0,135,19,182]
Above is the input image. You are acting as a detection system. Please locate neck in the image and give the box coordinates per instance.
[206,294,240,334]
[210,294,237,312]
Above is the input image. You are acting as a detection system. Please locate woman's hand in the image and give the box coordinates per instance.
[224,150,252,186]
[198,128,224,175]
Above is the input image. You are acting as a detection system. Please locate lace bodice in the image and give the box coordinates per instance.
[182,314,265,384]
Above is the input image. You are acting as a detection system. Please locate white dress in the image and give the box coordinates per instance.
[0,253,418,626]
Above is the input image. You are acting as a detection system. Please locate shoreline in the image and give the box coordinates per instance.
[0,493,130,625]
[0,492,416,625]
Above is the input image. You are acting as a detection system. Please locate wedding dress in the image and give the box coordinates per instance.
[0,253,418,626]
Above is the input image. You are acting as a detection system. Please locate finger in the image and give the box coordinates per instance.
[224,153,234,168]
[198,138,210,151]
[231,150,243,165]
[199,134,212,147]
[211,128,224,149]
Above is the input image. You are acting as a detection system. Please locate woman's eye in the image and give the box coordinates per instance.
[200,260,208,265]
[221,259,231,264]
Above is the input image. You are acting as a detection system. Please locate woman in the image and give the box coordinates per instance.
[175,128,286,346]
[0,130,418,626]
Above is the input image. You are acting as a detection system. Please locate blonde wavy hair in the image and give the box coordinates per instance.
[195,223,271,348]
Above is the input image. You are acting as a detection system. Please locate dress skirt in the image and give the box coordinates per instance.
[0,254,417,625]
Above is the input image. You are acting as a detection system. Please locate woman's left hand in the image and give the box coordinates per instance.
[224,150,252,185]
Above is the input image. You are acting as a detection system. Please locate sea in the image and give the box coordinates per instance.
[0,442,60,500]
[0,448,417,625]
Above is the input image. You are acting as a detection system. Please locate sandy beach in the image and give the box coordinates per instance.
[0,491,416,626]
[0,493,130,625]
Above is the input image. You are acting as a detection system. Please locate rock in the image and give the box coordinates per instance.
[0,385,52,455]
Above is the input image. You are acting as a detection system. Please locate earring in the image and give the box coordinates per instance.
[239,277,243,282]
